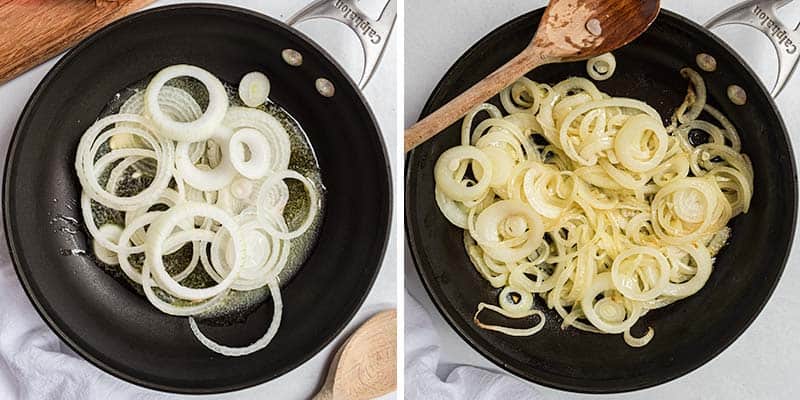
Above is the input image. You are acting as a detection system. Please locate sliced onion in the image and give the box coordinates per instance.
[586,53,616,81]
[189,279,282,356]
[145,202,242,301]
[473,200,544,263]
[223,107,291,173]
[229,127,272,179]
[175,126,237,191]
[238,71,270,107]
[610,246,670,301]
[473,302,545,336]
[76,63,323,358]
[75,114,174,211]
[113,86,203,149]
[432,70,752,348]
[142,258,227,316]
[144,64,228,141]
[256,170,318,240]
[92,224,123,265]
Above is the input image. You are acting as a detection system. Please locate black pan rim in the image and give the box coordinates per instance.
[405,7,798,394]
[3,3,392,395]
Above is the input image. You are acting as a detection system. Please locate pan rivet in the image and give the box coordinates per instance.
[586,19,602,36]
[282,49,303,67]
[696,53,717,72]
[727,85,747,105]
[316,78,335,97]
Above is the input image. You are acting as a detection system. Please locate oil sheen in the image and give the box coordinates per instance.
[90,75,325,321]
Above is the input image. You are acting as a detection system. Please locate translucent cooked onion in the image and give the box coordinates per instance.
[674,67,707,126]
[586,53,616,81]
[624,327,654,347]
[145,202,243,301]
[434,55,753,347]
[662,244,712,297]
[474,302,545,336]
[473,200,544,263]
[614,114,668,173]
[112,87,202,149]
[557,97,660,166]
[223,107,291,173]
[611,246,670,301]
[435,187,470,228]
[651,177,726,243]
[434,145,493,202]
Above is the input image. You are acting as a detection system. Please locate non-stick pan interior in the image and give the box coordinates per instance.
[4,4,391,394]
[406,9,796,393]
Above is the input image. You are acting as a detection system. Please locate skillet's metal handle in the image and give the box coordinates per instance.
[287,0,397,89]
[706,0,800,97]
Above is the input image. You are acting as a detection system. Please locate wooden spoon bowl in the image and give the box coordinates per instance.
[404,0,661,151]
[314,309,397,400]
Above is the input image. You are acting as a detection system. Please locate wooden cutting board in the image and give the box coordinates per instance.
[0,0,154,85]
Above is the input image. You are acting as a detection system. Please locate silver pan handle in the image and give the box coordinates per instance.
[287,0,397,89]
[706,0,800,97]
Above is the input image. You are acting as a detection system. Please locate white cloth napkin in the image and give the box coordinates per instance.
[0,243,163,400]
[404,291,540,400]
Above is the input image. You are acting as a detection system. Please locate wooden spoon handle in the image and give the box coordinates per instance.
[404,48,544,152]
[0,0,154,84]
[312,387,334,400]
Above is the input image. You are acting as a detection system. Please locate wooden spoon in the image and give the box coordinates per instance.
[313,309,397,400]
[404,0,660,152]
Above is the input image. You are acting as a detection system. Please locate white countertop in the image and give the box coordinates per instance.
[405,1,800,399]
[0,1,397,399]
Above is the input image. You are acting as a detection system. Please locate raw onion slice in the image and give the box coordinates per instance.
[223,107,291,173]
[92,224,123,265]
[238,71,270,107]
[75,63,323,357]
[144,64,229,142]
[230,177,256,201]
[256,170,318,239]
[145,202,243,301]
[175,126,237,191]
[229,127,272,179]
[116,211,202,284]
[189,279,282,356]
[75,114,174,211]
[206,210,290,290]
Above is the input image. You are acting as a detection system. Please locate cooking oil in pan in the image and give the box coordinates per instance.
[86,75,325,322]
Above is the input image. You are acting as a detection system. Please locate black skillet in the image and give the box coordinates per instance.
[3,3,391,394]
[406,8,797,394]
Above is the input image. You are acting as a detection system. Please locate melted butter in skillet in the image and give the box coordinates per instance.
[89,75,325,322]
